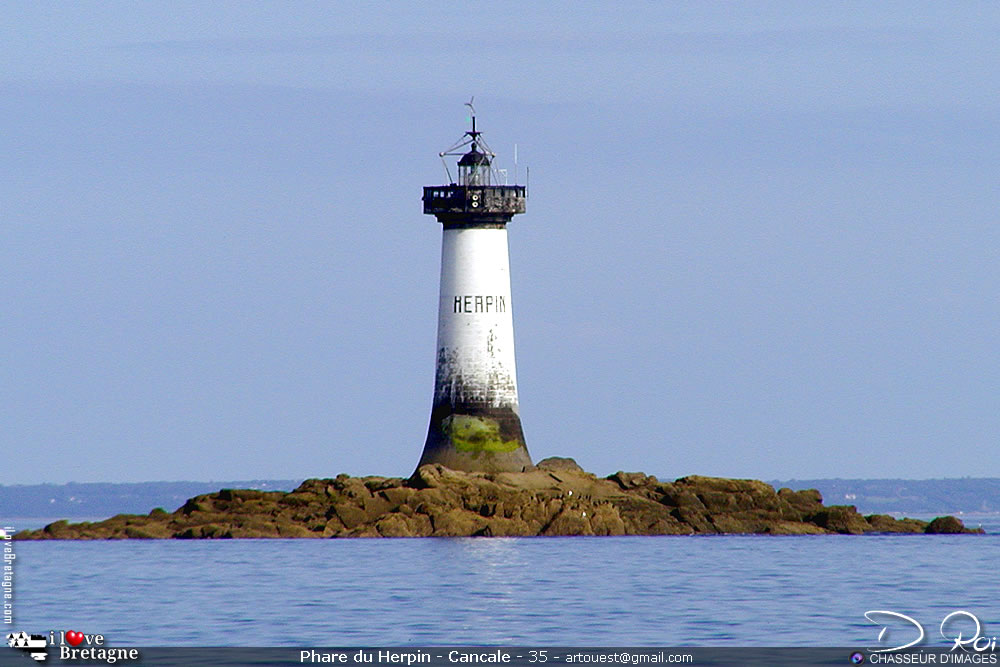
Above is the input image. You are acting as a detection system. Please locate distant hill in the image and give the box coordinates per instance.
[3,477,999,519]
[0,480,301,518]
[769,478,1000,515]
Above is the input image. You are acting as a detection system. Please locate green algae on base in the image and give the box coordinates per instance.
[441,414,521,453]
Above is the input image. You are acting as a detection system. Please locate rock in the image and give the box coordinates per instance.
[12,461,979,540]
[865,514,929,533]
[672,507,716,533]
[332,503,367,530]
[657,485,707,510]
[373,514,410,537]
[380,487,418,506]
[809,506,869,535]
[180,498,213,515]
[707,514,753,534]
[430,508,487,537]
[410,464,446,489]
[542,505,594,536]
[124,524,173,539]
[587,504,626,536]
[759,521,827,536]
[275,520,317,538]
[777,488,824,516]
[925,516,981,534]
[42,520,72,538]
[608,471,656,490]
[536,457,584,472]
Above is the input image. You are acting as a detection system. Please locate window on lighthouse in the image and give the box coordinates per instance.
[460,162,490,186]
[458,145,492,187]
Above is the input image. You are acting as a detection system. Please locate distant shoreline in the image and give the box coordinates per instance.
[0,480,301,518]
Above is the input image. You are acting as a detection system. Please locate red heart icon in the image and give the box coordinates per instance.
[65,631,84,647]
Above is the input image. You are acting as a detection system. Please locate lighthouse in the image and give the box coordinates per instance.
[416,108,533,473]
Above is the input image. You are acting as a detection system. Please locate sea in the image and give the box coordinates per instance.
[4,515,999,648]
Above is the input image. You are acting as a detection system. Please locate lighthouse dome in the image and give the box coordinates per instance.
[458,146,491,167]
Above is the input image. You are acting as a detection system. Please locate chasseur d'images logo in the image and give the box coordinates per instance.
[862,610,998,662]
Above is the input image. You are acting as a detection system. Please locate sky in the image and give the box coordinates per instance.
[2,2,998,484]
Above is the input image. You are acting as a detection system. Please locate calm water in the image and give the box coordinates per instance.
[6,516,999,647]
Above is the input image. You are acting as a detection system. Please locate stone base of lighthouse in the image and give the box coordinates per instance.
[419,403,532,473]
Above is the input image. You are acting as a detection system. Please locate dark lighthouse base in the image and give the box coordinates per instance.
[417,402,534,473]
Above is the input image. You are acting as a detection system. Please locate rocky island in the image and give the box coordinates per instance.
[15,458,981,539]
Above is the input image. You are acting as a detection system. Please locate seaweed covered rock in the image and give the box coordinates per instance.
[925,515,969,534]
[14,464,984,540]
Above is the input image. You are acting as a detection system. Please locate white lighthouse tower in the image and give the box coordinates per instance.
[416,107,533,473]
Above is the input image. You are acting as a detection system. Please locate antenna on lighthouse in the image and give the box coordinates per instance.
[465,97,476,132]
